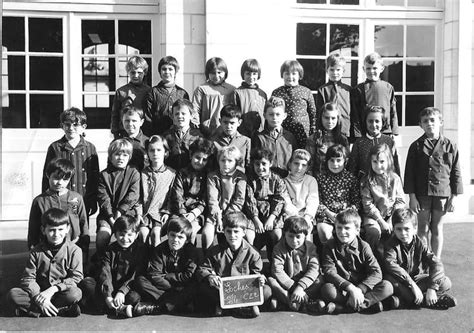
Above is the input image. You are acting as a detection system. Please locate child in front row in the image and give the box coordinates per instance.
[384,208,457,309]
[7,208,83,318]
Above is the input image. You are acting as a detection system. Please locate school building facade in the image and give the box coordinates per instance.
[1,0,473,220]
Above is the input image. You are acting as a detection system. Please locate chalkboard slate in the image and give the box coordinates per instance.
[219,274,264,309]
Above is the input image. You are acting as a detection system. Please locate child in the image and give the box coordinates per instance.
[134,216,201,316]
[268,216,324,312]
[315,145,360,245]
[202,146,247,250]
[120,106,149,171]
[252,96,297,178]
[111,56,151,139]
[283,149,319,234]
[7,208,83,317]
[96,139,140,254]
[211,104,251,168]
[315,54,352,141]
[404,107,462,258]
[143,55,189,136]
[196,211,271,317]
[361,143,405,254]
[29,159,88,258]
[321,209,394,314]
[193,57,236,137]
[232,59,267,138]
[163,99,203,170]
[169,138,216,244]
[384,208,457,309]
[137,135,175,247]
[351,52,399,139]
[244,148,287,257]
[42,107,99,217]
[348,105,400,179]
[305,102,349,175]
[271,60,317,148]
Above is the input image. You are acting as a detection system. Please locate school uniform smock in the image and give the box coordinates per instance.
[211,131,251,167]
[163,126,203,170]
[233,82,267,137]
[169,165,207,218]
[283,174,319,219]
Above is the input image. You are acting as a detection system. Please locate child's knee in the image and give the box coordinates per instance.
[438,276,452,294]
[321,283,338,301]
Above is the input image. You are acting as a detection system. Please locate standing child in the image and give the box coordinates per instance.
[305,102,349,175]
[143,56,189,136]
[111,56,151,139]
[193,57,236,137]
[120,106,148,171]
[233,59,267,138]
[7,208,83,317]
[271,60,317,148]
[202,146,246,250]
[404,107,462,258]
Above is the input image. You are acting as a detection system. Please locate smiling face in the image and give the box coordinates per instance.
[393,221,416,245]
[191,152,209,171]
[364,61,384,81]
[129,67,145,85]
[335,221,358,244]
[208,69,226,85]
[48,171,71,194]
[160,64,176,85]
[221,116,241,137]
[366,112,383,137]
[265,106,287,130]
[42,223,70,246]
[285,231,306,250]
[283,70,300,87]
[115,229,137,249]
[172,105,192,130]
[61,121,86,141]
[147,141,166,168]
[168,230,187,251]
[243,71,259,86]
[328,156,345,174]
[289,158,309,177]
[327,65,344,82]
[419,114,442,138]
[321,109,339,131]
[224,226,245,251]
[371,152,389,176]
[253,158,271,178]
[122,112,144,137]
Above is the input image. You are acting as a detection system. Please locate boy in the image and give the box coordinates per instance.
[163,99,203,170]
[252,96,298,178]
[315,54,352,140]
[134,216,201,316]
[321,208,394,314]
[196,211,272,318]
[232,59,267,138]
[384,208,457,309]
[111,55,151,139]
[351,52,399,139]
[7,208,83,317]
[268,216,324,312]
[404,107,462,258]
[42,107,99,217]
[120,106,149,171]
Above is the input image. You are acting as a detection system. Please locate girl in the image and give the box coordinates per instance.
[192,57,236,137]
[272,60,317,148]
[138,135,176,247]
[361,143,405,254]
[305,102,349,175]
[315,145,360,244]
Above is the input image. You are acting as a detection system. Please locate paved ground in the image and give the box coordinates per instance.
[0,216,473,332]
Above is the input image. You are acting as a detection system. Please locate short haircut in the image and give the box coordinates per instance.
[41,208,69,227]
[326,53,346,69]
[113,215,140,234]
[364,104,385,128]
[205,57,228,80]
[167,215,193,241]
[364,52,383,66]
[289,148,311,165]
[108,138,133,159]
[250,147,273,164]
[121,105,144,119]
[241,59,261,80]
[335,208,361,229]
[158,55,180,72]
[45,158,75,179]
[217,145,242,165]
[392,207,417,228]
[126,56,149,75]
[367,143,395,180]
[172,99,194,115]
[283,216,309,236]
[60,107,87,125]
[325,144,348,163]
[419,107,442,122]
[223,211,247,231]
[189,137,216,157]
[280,60,304,79]
[220,104,242,120]
[145,135,170,153]
[264,96,286,114]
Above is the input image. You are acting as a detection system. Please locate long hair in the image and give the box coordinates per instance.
[366,143,395,181]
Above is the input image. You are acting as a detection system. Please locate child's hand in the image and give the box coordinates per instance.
[161,214,170,224]
[38,299,58,317]
[412,283,424,305]
[258,274,266,286]
[216,219,224,233]
[114,211,122,220]
[254,218,265,234]
[445,195,456,212]
[108,217,115,226]
[425,288,438,307]
[346,285,364,311]
[379,220,392,233]
[113,291,125,307]
[290,286,308,304]
[208,275,222,289]
[409,194,421,214]
[264,215,276,231]
[105,296,116,309]
[183,212,196,222]
[35,286,57,304]
[325,210,337,223]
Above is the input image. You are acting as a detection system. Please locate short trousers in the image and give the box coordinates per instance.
[417,195,448,211]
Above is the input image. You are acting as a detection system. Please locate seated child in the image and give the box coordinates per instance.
[7,208,83,317]
[163,99,203,170]
[268,216,324,312]
[202,146,247,250]
[120,106,148,171]
[384,208,457,309]
[169,138,216,244]
[196,211,271,317]
[252,96,297,178]
[321,209,394,314]
[137,135,175,247]
[134,216,201,316]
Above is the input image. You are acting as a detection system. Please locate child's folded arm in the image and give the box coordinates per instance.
[166,257,198,285]
[297,247,320,290]
[383,245,414,287]
[271,249,294,290]
[20,251,41,297]
[321,244,352,290]
[55,246,83,291]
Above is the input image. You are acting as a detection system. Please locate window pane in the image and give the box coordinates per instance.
[376,0,403,5]
[297,23,326,56]
[2,93,26,128]
[118,20,151,54]
[395,95,402,126]
[341,59,358,87]
[29,18,62,52]
[407,26,435,57]
[381,60,402,91]
[82,20,115,54]
[405,95,434,126]
[408,0,436,6]
[330,24,358,56]
[297,59,326,91]
[83,95,114,129]
[30,57,63,90]
[30,95,64,128]
[406,60,434,91]
[374,25,403,57]
[83,57,116,93]
[3,17,25,51]
[3,55,25,90]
